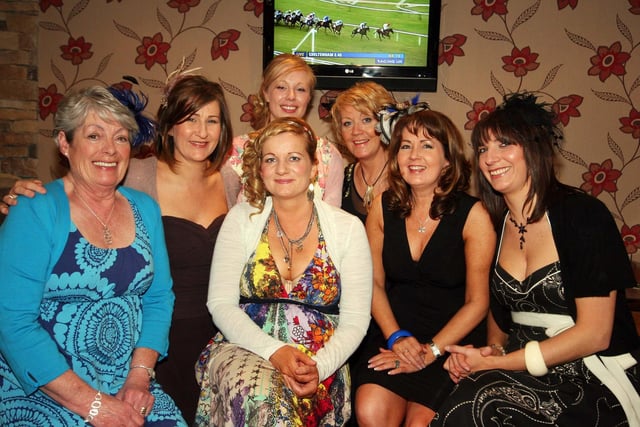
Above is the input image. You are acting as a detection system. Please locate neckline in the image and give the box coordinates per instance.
[496,261,559,284]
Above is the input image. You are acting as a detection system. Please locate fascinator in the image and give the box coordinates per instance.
[107,86,156,148]
[160,58,203,108]
[376,94,430,145]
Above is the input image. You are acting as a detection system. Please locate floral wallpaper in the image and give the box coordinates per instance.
[36,0,639,271]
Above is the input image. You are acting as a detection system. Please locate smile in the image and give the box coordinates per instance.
[280,105,298,113]
[94,161,116,167]
[489,167,510,176]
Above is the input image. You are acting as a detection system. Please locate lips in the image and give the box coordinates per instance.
[93,161,117,167]
[280,105,298,114]
[489,166,510,177]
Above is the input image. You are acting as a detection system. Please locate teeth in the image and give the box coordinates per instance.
[408,166,425,171]
[281,106,297,112]
[94,161,116,167]
[490,167,509,176]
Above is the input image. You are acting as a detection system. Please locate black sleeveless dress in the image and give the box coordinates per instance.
[352,191,485,409]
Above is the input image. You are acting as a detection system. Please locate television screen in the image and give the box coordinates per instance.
[264,0,441,92]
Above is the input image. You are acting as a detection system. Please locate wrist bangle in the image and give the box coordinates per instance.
[491,343,506,356]
[83,391,102,423]
[130,364,156,381]
[386,329,413,349]
[428,340,442,359]
[524,340,548,376]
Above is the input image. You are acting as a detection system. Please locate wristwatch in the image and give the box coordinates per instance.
[131,364,156,381]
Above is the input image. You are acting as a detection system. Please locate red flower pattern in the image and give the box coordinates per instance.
[39,0,62,12]
[552,95,583,126]
[464,98,497,130]
[244,0,263,18]
[558,0,578,9]
[136,33,171,70]
[167,0,200,13]
[211,29,241,60]
[629,0,640,14]
[39,84,64,120]
[588,41,630,82]
[621,224,640,254]
[502,46,540,77]
[439,34,467,65]
[60,36,93,65]
[580,159,622,196]
[619,108,640,139]
[471,0,508,21]
[240,94,257,123]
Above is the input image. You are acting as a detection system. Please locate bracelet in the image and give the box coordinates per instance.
[524,340,548,376]
[428,340,442,359]
[83,391,102,423]
[491,343,507,356]
[130,364,156,381]
[386,329,413,349]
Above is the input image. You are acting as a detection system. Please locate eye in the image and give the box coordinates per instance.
[208,117,220,124]
[262,156,276,164]
[477,146,487,154]
[288,154,301,162]
[421,141,434,149]
[275,85,286,91]
[296,87,307,93]
[87,133,100,141]
[362,117,373,124]
[341,120,352,128]
[115,135,130,145]
[399,143,411,150]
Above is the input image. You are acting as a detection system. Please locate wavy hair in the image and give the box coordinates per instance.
[387,110,471,219]
[156,75,233,174]
[242,117,318,213]
[250,54,316,130]
[471,92,562,226]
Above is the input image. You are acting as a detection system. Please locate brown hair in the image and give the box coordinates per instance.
[242,117,318,212]
[387,110,471,219]
[250,54,316,130]
[156,75,233,173]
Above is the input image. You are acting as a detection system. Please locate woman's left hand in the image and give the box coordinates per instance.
[115,375,154,418]
[368,348,422,375]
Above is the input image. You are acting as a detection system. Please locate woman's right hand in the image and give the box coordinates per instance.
[86,392,146,427]
[1,179,46,215]
[269,345,319,398]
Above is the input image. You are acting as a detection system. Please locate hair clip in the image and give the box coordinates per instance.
[375,94,430,145]
[107,86,156,148]
[160,57,203,107]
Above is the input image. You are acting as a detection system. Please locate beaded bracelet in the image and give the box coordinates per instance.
[83,391,102,424]
[490,343,507,356]
[524,340,548,376]
[386,329,413,349]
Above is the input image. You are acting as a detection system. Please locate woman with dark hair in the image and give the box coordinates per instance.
[432,92,640,426]
[352,107,495,426]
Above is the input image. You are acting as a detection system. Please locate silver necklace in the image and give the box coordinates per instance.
[417,214,429,233]
[75,191,116,246]
[272,206,316,274]
[360,160,388,210]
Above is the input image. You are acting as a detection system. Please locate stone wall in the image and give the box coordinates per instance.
[0,0,38,195]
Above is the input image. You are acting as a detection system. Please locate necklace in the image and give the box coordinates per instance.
[508,214,528,250]
[75,191,116,246]
[360,159,388,210]
[272,206,316,275]
[417,214,430,233]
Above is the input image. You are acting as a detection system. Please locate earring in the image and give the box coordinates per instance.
[307,182,315,201]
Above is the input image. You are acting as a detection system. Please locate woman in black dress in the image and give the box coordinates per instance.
[432,92,640,426]
[353,107,496,426]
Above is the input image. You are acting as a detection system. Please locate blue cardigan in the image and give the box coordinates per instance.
[0,179,174,394]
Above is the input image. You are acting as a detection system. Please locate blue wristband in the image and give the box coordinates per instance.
[386,329,413,349]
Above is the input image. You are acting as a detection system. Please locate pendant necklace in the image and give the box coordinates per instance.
[75,191,116,246]
[272,206,316,275]
[508,213,528,250]
[360,159,389,210]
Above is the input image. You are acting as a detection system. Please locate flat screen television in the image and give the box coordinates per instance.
[263,0,441,92]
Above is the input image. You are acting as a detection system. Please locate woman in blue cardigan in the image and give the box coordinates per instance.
[0,86,186,426]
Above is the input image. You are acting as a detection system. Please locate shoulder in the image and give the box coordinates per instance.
[549,187,612,224]
[118,185,159,215]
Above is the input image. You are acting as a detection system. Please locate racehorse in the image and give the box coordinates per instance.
[300,16,316,30]
[351,25,370,39]
[375,27,394,39]
[316,19,332,32]
[332,21,344,35]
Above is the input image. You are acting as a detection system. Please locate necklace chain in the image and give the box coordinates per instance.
[272,206,316,277]
[508,213,528,250]
[360,160,388,210]
[75,191,116,246]
[417,214,429,233]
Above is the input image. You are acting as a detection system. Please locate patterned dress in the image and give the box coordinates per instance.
[0,203,186,426]
[195,220,350,427]
[431,255,640,426]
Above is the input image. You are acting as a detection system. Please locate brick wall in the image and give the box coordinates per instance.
[0,0,38,194]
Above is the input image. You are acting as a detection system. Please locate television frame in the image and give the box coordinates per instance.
[263,0,442,92]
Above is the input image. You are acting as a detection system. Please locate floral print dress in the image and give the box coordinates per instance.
[195,220,350,427]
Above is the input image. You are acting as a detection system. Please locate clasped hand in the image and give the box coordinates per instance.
[269,345,319,398]
[443,344,496,383]
[367,336,428,374]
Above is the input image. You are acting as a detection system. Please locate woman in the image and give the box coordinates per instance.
[225,53,344,206]
[124,74,237,424]
[0,86,186,426]
[331,81,395,223]
[195,117,372,426]
[352,108,495,426]
[431,92,640,426]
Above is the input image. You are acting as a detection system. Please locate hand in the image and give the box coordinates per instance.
[1,179,46,215]
[269,346,319,398]
[390,336,427,370]
[115,374,155,420]
[85,392,146,427]
[368,348,420,375]
[443,344,495,382]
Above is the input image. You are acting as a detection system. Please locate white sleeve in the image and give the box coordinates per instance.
[313,217,373,381]
[206,206,286,361]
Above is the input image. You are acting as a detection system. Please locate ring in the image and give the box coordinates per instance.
[394,360,400,369]
[7,193,17,200]
[140,406,147,416]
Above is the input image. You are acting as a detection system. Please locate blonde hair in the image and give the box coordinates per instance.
[242,117,318,212]
[250,54,316,130]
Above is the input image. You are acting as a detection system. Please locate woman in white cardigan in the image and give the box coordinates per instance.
[195,117,372,426]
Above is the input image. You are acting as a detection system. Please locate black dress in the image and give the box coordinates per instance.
[341,163,368,223]
[156,215,224,425]
[352,191,485,409]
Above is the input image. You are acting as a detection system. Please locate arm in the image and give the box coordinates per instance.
[318,140,344,207]
[1,178,46,215]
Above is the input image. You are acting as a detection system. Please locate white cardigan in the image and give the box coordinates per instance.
[207,196,372,381]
